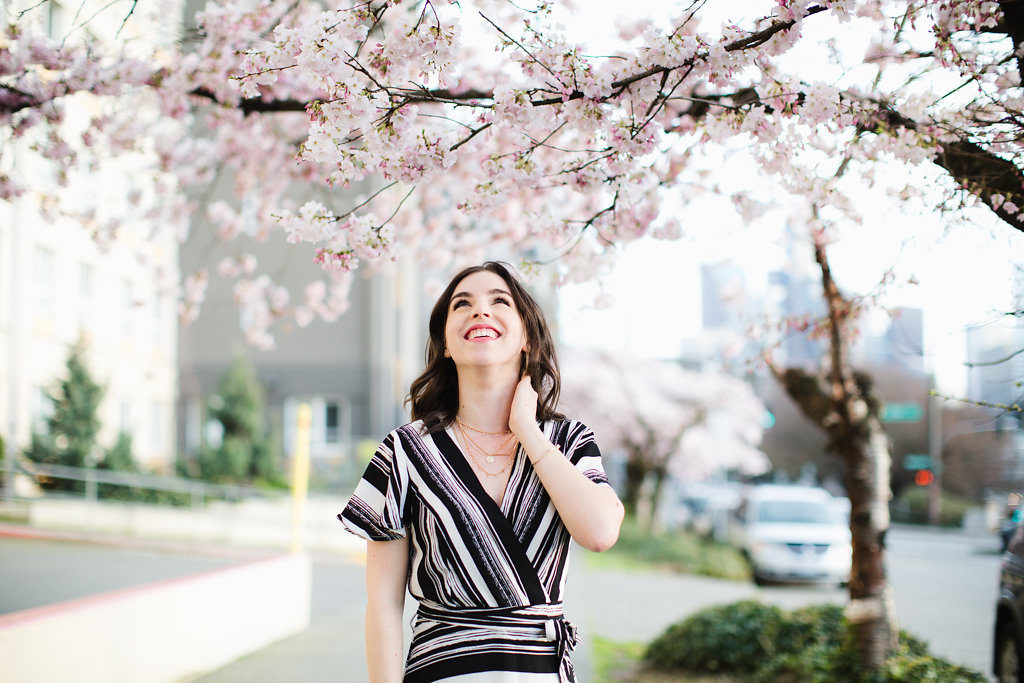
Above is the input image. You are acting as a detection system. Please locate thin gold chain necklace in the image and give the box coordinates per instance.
[457,424,517,463]
[456,417,512,436]
[457,423,518,477]
[460,432,517,465]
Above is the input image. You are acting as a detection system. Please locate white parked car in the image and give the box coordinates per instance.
[729,484,851,586]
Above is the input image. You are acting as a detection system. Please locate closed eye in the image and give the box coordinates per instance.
[452,299,470,309]
[493,296,511,306]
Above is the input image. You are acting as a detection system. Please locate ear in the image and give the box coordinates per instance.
[444,347,451,358]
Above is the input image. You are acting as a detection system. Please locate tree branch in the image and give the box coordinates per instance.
[812,229,849,390]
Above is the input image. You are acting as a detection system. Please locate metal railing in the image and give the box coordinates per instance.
[5,459,282,509]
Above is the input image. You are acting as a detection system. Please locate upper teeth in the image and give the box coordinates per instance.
[468,328,497,339]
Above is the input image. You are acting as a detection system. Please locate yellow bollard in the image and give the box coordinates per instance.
[289,403,312,554]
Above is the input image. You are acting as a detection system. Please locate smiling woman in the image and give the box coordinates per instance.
[338,261,624,683]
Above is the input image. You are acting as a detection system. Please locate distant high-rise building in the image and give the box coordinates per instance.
[861,307,925,371]
[768,269,825,367]
[701,262,747,330]
[966,318,1024,409]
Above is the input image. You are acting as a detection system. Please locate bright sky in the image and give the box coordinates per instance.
[558,196,1020,395]
[546,1,1022,396]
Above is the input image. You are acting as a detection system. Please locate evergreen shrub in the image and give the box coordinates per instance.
[23,341,103,492]
[644,600,985,682]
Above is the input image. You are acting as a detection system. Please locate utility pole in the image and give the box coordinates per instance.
[927,375,943,525]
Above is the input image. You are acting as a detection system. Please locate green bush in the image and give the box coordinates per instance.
[97,432,139,501]
[95,433,192,507]
[892,487,975,527]
[644,600,985,682]
[645,600,787,673]
[599,518,752,580]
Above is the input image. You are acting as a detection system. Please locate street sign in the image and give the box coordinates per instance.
[882,402,924,423]
[902,454,931,470]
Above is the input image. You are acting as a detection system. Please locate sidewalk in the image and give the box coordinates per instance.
[190,547,805,683]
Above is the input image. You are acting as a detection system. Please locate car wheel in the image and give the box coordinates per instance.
[996,623,1023,683]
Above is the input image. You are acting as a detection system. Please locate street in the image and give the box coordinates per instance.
[1,524,1001,680]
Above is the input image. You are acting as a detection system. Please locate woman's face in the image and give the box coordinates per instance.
[443,270,527,373]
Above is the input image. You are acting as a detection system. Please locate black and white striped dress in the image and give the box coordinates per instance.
[338,419,610,683]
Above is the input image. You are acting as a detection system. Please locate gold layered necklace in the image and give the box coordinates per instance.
[456,418,516,464]
[456,421,518,476]
[456,417,512,437]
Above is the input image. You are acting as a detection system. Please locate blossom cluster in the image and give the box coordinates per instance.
[6,0,1023,344]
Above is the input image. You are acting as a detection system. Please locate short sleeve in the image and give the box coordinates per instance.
[561,421,611,488]
[337,431,409,541]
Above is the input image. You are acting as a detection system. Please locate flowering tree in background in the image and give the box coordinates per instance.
[6,0,1023,670]
[561,349,768,528]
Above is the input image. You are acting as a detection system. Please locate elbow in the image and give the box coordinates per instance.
[583,529,619,553]
[580,499,624,553]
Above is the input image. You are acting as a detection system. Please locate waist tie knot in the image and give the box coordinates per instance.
[415,600,579,682]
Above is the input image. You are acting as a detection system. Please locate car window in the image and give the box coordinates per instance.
[756,500,840,524]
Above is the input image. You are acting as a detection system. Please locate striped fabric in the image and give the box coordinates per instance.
[339,419,610,682]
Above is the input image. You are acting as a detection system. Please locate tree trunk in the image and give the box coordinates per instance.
[621,453,647,519]
[771,234,900,673]
[646,465,670,532]
[836,412,898,670]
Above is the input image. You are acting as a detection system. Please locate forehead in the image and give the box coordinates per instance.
[451,270,511,298]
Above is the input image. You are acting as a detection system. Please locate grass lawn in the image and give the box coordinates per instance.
[586,520,751,581]
[592,636,741,682]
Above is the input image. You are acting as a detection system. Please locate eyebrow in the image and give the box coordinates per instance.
[451,288,512,301]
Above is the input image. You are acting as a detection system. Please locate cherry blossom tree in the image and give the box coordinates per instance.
[560,349,768,527]
[6,0,1023,670]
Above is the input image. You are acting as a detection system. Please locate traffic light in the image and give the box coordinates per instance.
[914,469,935,486]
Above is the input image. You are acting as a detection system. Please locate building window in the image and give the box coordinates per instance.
[325,402,340,444]
[151,401,164,454]
[32,246,55,321]
[32,387,54,432]
[45,1,67,39]
[185,399,202,454]
[78,262,94,332]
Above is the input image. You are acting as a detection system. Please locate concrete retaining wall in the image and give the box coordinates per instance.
[0,553,312,683]
[21,495,364,556]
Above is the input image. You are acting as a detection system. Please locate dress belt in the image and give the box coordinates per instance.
[415,600,579,682]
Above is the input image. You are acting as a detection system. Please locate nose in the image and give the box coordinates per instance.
[472,303,491,318]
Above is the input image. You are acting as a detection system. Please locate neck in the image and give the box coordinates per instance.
[454,365,519,433]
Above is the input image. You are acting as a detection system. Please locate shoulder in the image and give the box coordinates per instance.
[372,421,429,452]
[394,419,427,435]
[389,420,448,454]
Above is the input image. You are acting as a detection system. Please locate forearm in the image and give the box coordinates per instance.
[519,426,624,552]
[365,538,409,683]
[365,601,405,683]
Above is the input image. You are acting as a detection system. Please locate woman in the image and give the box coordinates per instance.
[339,262,624,682]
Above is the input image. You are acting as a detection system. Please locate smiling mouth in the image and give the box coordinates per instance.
[466,328,499,340]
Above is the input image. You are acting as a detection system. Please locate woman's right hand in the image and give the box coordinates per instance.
[509,375,541,441]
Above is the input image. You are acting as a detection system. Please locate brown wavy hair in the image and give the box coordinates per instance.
[407,262,564,433]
